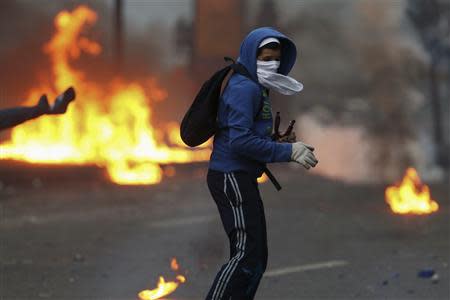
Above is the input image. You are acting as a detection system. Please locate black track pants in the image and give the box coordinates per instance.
[206,170,268,300]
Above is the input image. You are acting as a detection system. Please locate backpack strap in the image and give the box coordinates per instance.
[231,63,252,80]
[224,57,252,80]
[263,167,282,191]
[223,58,264,121]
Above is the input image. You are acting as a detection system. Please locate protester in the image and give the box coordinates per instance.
[205,27,318,300]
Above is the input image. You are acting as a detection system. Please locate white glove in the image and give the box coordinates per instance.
[291,142,318,170]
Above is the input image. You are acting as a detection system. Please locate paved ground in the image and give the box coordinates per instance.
[0,163,448,300]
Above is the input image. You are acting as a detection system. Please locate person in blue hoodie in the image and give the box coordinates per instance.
[206,27,318,299]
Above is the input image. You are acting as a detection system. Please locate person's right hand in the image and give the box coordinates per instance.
[291,142,318,170]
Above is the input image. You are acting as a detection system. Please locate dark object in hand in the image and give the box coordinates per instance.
[272,112,296,143]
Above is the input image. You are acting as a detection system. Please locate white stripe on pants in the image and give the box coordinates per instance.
[212,173,247,300]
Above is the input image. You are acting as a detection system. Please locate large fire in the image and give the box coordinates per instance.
[385,167,439,215]
[138,258,186,300]
[0,5,211,185]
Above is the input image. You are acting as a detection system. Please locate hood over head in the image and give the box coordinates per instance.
[237,27,297,81]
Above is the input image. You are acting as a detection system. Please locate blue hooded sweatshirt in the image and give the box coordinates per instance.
[209,27,297,178]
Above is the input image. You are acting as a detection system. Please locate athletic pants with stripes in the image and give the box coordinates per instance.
[206,169,268,300]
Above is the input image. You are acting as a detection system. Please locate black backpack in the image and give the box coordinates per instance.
[180,57,282,191]
[180,57,250,147]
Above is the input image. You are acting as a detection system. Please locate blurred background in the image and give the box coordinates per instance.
[0,1,449,299]
[0,0,448,183]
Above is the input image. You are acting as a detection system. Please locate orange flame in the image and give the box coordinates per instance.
[257,173,269,184]
[171,257,179,271]
[138,258,186,300]
[385,167,439,215]
[138,276,183,300]
[0,5,211,185]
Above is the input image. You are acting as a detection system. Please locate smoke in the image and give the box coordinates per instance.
[347,0,432,180]
[0,1,52,105]
[272,0,439,182]
[295,104,442,183]
[0,1,186,132]
[0,1,109,105]
[296,109,374,183]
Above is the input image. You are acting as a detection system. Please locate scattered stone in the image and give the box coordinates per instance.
[101,273,109,279]
[69,277,76,283]
[431,273,439,284]
[5,186,15,195]
[407,289,415,294]
[382,272,399,286]
[38,292,51,298]
[2,259,17,265]
[73,253,85,262]
[32,178,43,189]
[366,285,375,293]
[28,216,39,224]
[44,242,55,248]
[21,259,33,265]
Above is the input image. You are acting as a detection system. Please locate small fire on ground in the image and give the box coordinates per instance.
[138,258,186,300]
[385,167,439,215]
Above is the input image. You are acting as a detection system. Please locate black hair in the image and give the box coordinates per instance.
[257,42,281,56]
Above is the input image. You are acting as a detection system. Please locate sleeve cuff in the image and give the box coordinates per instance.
[274,142,292,162]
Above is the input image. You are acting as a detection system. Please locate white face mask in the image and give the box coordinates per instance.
[256,60,303,95]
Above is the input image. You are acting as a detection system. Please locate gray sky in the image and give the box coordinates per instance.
[122,0,194,31]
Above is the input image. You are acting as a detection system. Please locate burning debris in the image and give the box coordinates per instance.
[138,258,186,300]
[0,5,211,185]
[385,167,439,215]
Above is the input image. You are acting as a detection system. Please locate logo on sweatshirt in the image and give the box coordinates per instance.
[261,99,272,120]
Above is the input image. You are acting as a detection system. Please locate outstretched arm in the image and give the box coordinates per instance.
[0,95,49,130]
[0,87,76,131]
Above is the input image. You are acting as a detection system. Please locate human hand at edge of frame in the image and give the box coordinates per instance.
[291,141,318,170]
[48,86,76,114]
[36,94,50,115]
